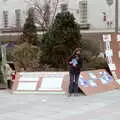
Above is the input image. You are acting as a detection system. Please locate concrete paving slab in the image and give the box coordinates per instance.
[0,90,120,120]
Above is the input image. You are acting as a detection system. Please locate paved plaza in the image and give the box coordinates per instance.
[0,90,120,120]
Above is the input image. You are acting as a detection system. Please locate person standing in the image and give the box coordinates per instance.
[68,48,83,96]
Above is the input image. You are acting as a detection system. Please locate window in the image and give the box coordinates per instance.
[3,10,8,28]
[15,9,21,29]
[79,0,88,23]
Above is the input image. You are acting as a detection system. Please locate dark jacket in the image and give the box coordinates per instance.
[68,55,83,72]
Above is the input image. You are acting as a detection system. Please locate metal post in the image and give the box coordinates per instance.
[115,0,119,34]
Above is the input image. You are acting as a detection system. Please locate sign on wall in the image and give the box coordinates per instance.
[12,70,118,96]
[102,34,120,85]
[12,72,69,94]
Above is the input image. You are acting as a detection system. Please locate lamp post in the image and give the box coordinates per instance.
[115,0,119,34]
[106,0,113,29]
[106,0,118,33]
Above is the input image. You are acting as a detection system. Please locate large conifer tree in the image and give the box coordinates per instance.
[40,11,81,68]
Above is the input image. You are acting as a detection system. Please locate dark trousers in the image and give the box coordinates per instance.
[7,80,13,89]
[69,70,80,94]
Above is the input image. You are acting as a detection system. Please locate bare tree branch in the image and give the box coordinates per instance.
[51,0,59,26]
[25,0,60,31]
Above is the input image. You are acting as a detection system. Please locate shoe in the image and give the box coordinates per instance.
[74,93,79,96]
[67,93,71,97]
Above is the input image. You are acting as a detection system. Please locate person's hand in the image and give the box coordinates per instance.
[69,61,73,64]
